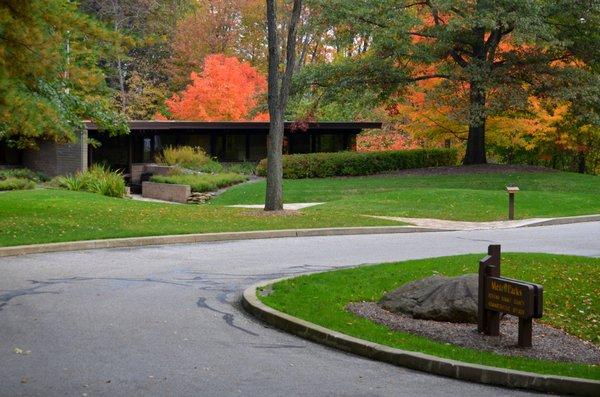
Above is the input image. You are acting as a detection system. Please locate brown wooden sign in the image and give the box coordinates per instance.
[478,245,543,348]
[485,277,543,319]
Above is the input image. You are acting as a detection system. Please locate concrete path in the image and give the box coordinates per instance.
[1,222,599,396]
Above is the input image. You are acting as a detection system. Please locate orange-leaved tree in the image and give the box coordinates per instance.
[161,54,268,121]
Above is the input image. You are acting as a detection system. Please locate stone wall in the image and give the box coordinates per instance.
[142,181,191,204]
[23,131,88,177]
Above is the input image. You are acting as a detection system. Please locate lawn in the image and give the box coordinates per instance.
[1,169,598,247]
[0,189,397,247]
[259,253,600,380]
[214,170,600,221]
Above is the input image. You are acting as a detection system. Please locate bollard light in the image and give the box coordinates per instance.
[506,186,520,220]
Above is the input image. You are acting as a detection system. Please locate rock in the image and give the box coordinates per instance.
[378,274,478,323]
[187,192,215,204]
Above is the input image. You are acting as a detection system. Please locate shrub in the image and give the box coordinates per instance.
[156,146,223,173]
[0,168,47,182]
[256,148,458,179]
[150,173,248,193]
[54,164,126,198]
[0,177,36,191]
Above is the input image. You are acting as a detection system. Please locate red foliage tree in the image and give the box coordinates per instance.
[162,54,268,121]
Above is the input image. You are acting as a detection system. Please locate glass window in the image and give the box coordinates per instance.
[249,134,267,161]
[288,132,310,154]
[225,134,247,161]
[317,134,344,152]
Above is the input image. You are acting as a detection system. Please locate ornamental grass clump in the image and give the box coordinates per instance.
[55,164,126,198]
[156,146,223,173]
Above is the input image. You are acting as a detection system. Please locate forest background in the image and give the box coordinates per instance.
[1,0,598,173]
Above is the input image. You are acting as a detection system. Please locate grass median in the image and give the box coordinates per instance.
[259,253,600,380]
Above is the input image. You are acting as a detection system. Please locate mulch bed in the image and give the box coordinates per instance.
[384,164,556,177]
[242,209,301,217]
[347,302,600,365]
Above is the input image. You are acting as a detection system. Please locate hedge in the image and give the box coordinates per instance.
[256,148,458,179]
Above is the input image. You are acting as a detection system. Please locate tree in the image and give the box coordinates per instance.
[265,0,303,211]
[80,0,196,110]
[162,54,268,121]
[301,0,599,164]
[167,0,269,90]
[0,0,129,148]
[124,72,170,120]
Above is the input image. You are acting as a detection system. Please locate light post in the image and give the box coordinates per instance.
[506,186,519,220]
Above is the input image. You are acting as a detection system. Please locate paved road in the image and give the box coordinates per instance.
[1,222,599,396]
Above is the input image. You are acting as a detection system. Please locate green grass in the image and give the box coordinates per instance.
[259,253,600,380]
[150,173,248,193]
[0,189,398,246]
[214,171,600,221]
[1,170,599,246]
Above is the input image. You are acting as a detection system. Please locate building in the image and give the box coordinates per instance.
[0,121,381,176]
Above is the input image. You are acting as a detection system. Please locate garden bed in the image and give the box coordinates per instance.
[258,253,600,380]
[348,302,600,364]
[150,172,248,193]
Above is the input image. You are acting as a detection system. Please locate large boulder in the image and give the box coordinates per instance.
[378,274,478,323]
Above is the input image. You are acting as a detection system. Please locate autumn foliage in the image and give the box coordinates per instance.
[161,54,268,121]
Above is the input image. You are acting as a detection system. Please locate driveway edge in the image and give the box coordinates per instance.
[522,214,600,228]
[242,279,600,397]
[0,226,438,257]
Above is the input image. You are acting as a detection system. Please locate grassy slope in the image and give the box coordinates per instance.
[1,170,598,246]
[260,254,600,380]
[0,189,397,247]
[214,171,600,221]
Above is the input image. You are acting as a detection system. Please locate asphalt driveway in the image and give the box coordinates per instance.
[1,222,599,396]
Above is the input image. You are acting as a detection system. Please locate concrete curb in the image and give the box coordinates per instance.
[0,226,439,258]
[522,214,600,228]
[242,278,600,397]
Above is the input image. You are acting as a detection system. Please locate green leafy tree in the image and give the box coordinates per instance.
[0,0,129,148]
[80,0,196,109]
[301,0,600,164]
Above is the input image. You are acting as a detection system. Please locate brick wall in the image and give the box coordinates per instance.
[23,131,88,177]
[142,181,190,204]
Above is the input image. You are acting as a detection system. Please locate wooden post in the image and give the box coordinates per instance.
[478,245,501,335]
[518,318,533,348]
[506,186,519,220]
[485,263,501,336]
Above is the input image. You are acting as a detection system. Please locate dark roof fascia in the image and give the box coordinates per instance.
[84,121,382,132]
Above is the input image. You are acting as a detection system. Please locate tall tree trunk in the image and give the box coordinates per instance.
[265,112,284,210]
[464,80,487,164]
[265,0,303,211]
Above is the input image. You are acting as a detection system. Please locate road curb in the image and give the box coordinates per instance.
[0,226,439,258]
[242,278,600,397]
[522,214,600,228]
